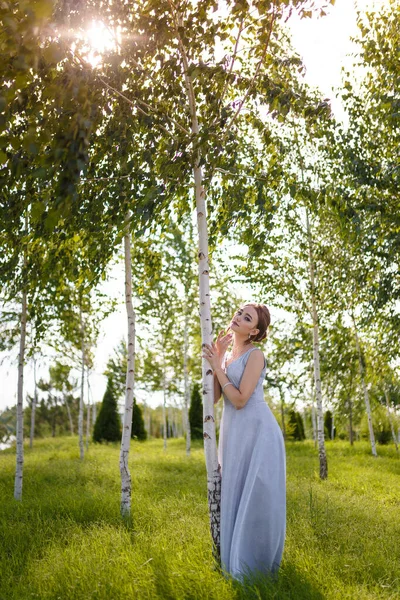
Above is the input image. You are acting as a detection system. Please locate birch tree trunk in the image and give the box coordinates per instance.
[79,308,85,460]
[384,388,398,452]
[184,311,191,454]
[352,314,377,457]
[311,370,317,447]
[86,399,90,451]
[86,367,90,444]
[162,347,167,451]
[29,358,37,449]
[176,24,220,554]
[65,395,74,435]
[348,396,354,446]
[331,411,335,440]
[119,218,135,517]
[306,209,328,479]
[279,388,286,440]
[14,286,27,500]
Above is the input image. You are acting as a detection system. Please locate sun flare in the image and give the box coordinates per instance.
[76,20,117,67]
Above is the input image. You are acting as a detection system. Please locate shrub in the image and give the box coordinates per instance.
[131,398,147,441]
[288,409,305,441]
[93,378,121,443]
[189,382,203,440]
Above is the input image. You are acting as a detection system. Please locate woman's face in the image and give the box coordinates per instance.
[229,305,259,339]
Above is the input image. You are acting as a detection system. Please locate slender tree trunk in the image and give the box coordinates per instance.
[384,388,398,452]
[183,311,191,455]
[168,406,172,438]
[306,210,328,479]
[162,347,167,450]
[331,411,335,440]
[14,287,27,500]
[175,21,220,557]
[352,314,377,457]
[91,376,97,429]
[87,367,91,439]
[348,396,354,446]
[120,219,135,517]
[79,308,85,460]
[29,358,37,449]
[310,367,317,447]
[86,399,90,451]
[279,388,286,440]
[64,395,74,435]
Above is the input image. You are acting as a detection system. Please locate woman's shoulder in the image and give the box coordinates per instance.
[246,347,265,366]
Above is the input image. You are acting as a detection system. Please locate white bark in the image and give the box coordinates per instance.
[79,308,85,460]
[119,219,135,517]
[162,347,167,451]
[352,314,377,457]
[384,388,398,452]
[306,210,328,479]
[279,388,286,440]
[348,396,354,445]
[86,399,90,451]
[29,358,37,449]
[65,395,74,435]
[312,401,317,446]
[184,312,191,454]
[14,287,27,500]
[176,33,220,554]
[86,367,91,446]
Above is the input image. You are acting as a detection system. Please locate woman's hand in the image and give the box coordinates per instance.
[202,342,222,371]
[215,330,233,362]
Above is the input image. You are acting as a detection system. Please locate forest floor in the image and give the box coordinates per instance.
[0,437,399,600]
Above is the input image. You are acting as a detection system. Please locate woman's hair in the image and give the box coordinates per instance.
[245,303,271,345]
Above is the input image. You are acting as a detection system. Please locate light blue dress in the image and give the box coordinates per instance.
[218,347,286,579]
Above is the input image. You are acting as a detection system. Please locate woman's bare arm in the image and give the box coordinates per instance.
[213,350,264,410]
[214,373,222,404]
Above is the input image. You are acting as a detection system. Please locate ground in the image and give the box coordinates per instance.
[0,437,399,599]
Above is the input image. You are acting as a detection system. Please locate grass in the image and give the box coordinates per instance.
[0,437,399,600]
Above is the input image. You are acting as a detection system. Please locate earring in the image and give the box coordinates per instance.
[248,333,252,339]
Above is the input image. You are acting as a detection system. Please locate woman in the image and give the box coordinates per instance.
[202,303,286,580]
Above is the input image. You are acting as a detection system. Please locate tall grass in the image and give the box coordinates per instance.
[0,438,399,599]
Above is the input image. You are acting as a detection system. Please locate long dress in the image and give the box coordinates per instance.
[218,347,286,580]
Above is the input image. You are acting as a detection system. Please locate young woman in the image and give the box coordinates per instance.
[202,303,286,580]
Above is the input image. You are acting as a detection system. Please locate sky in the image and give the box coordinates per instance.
[0,0,387,413]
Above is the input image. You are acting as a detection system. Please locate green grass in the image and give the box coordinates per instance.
[0,438,399,600]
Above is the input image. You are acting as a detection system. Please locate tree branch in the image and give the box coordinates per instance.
[212,17,245,127]
[73,51,190,138]
[222,7,277,141]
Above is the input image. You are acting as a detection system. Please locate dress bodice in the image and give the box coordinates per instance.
[223,347,266,408]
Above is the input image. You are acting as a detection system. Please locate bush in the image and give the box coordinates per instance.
[287,409,305,441]
[93,379,121,443]
[189,382,203,440]
[360,405,393,445]
[131,398,147,441]
[324,410,335,439]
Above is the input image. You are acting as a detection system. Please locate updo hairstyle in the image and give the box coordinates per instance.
[245,303,271,345]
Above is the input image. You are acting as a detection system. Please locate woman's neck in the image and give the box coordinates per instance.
[231,334,249,354]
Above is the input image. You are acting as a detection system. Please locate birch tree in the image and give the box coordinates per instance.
[120,218,135,517]
[44,0,335,543]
